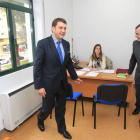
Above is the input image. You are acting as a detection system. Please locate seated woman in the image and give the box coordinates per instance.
[88,44,106,71]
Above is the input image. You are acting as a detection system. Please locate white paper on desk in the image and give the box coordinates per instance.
[92,70,103,73]
[86,72,99,77]
[76,71,86,75]
[102,70,115,73]
[81,67,102,72]
[81,67,90,71]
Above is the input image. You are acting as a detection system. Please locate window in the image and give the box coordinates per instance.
[0,7,12,71]
[0,0,31,8]
[0,0,35,76]
[12,10,33,66]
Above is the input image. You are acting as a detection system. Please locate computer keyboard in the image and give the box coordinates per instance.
[73,65,83,69]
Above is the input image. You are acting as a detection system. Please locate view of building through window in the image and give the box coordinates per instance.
[0,6,33,72]
[12,10,33,67]
[0,7,12,71]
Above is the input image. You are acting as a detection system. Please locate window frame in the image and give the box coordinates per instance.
[0,0,35,77]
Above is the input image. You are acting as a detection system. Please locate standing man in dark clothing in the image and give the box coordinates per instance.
[126,24,140,115]
[34,18,82,139]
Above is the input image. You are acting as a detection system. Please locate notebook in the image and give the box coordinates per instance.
[117,73,126,78]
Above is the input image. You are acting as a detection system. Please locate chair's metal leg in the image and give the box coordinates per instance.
[92,97,94,116]
[94,101,96,129]
[81,96,84,116]
[73,100,77,127]
[118,103,121,116]
[124,102,126,129]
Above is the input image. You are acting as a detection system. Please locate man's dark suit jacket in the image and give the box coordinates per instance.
[33,36,78,96]
[128,40,140,84]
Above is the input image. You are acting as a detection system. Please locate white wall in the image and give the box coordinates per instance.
[33,0,45,43]
[0,110,3,130]
[43,0,72,47]
[72,0,140,70]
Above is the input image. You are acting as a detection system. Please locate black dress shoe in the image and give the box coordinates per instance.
[59,131,72,139]
[132,108,139,115]
[38,121,45,131]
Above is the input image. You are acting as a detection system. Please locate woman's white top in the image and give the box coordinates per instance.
[88,54,106,69]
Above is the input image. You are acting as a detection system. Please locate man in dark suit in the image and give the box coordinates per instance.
[126,24,140,115]
[34,18,82,139]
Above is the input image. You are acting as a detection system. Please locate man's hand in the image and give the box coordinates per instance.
[75,78,83,84]
[125,73,130,78]
[37,88,46,97]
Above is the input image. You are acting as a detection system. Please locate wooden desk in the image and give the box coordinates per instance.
[68,62,134,115]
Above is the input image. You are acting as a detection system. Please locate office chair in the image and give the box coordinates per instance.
[50,83,84,127]
[92,84,128,129]
[106,56,113,69]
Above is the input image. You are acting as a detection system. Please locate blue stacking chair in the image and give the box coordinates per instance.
[66,83,84,127]
[92,84,128,129]
[50,83,84,127]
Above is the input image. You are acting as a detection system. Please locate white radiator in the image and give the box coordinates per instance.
[0,83,42,131]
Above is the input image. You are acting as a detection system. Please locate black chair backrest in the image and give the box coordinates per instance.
[67,83,73,98]
[97,84,128,102]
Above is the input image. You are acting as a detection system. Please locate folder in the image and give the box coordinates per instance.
[116,69,128,74]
